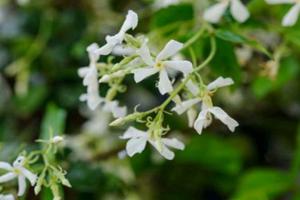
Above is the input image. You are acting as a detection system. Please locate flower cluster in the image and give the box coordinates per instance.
[0,135,70,200]
[79,10,240,160]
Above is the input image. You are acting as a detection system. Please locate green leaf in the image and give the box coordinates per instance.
[215,29,271,58]
[40,103,67,140]
[210,38,242,84]
[150,3,193,28]
[233,169,291,200]
[176,134,243,175]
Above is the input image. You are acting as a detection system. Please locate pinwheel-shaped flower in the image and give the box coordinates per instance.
[172,77,239,134]
[132,40,193,95]
[120,127,185,160]
[0,156,37,197]
[203,0,250,23]
[95,10,138,56]
[266,0,300,26]
[0,194,14,200]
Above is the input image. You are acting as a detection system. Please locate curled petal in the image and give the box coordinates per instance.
[162,138,185,150]
[172,98,201,115]
[230,0,250,23]
[95,42,115,56]
[151,141,175,160]
[120,127,148,139]
[119,10,138,33]
[164,60,193,75]
[126,137,148,157]
[17,175,26,197]
[194,109,209,134]
[282,4,300,27]
[156,40,183,61]
[158,69,173,95]
[207,77,234,91]
[187,108,198,127]
[209,107,239,132]
[0,162,13,171]
[203,2,229,23]
[20,167,37,186]
[103,101,127,118]
[87,43,100,64]
[77,67,90,78]
[132,67,159,83]
[0,172,17,183]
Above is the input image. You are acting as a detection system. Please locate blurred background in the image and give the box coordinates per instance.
[1,0,300,199]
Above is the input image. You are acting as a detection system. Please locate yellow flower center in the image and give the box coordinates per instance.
[155,61,164,70]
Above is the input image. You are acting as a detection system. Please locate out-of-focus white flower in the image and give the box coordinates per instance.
[265,0,300,26]
[203,0,250,23]
[0,156,37,197]
[79,43,103,110]
[120,127,185,160]
[16,0,30,6]
[153,0,180,9]
[132,40,193,95]
[50,136,64,144]
[235,46,253,66]
[95,10,138,56]
[0,194,14,200]
[172,77,238,134]
[82,109,110,134]
[103,100,127,118]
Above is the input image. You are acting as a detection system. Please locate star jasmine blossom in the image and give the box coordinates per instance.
[0,156,37,197]
[132,40,193,95]
[172,77,239,134]
[203,0,250,23]
[120,127,185,160]
[265,0,300,26]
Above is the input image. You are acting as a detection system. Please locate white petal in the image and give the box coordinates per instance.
[164,60,193,75]
[103,101,127,118]
[0,162,13,170]
[20,167,37,186]
[186,80,200,96]
[230,0,250,23]
[95,42,115,56]
[78,67,90,78]
[158,69,173,95]
[203,2,229,23]
[119,10,138,33]
[150,141,175,160]
[207,77,234,91]
[132,67,159,83]
[282,4,300,27]
[120,127,148,139]
[112,45,135,56]
[137,42,155,66]
[84,67,102,110]
[194,109,209,134]
[0,194,15,200]
[265,0,295,4]
[209,107,239,132]
[126,137,148,157]
[87,43,100,64]
[187,108,198,127]
[162,138,185,150]
[17,175,26,196]
[172,98,201,115]
[0,172,17,183]
[156,40,183,61]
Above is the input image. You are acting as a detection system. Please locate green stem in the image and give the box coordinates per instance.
[182,25,207,51]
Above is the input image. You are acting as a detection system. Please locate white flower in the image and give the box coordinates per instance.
[172,77,238,134]
[0,194,14,200]
[51,136,64,144]
[120,127,185,160]
[0,156,37,197]
[95,10,138,56]
[203,0,250,23]
[79,43,102,110]
[103,100,127,118]
[266,0,300,26]
[153,0,179,9]
[132,40,193,95]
